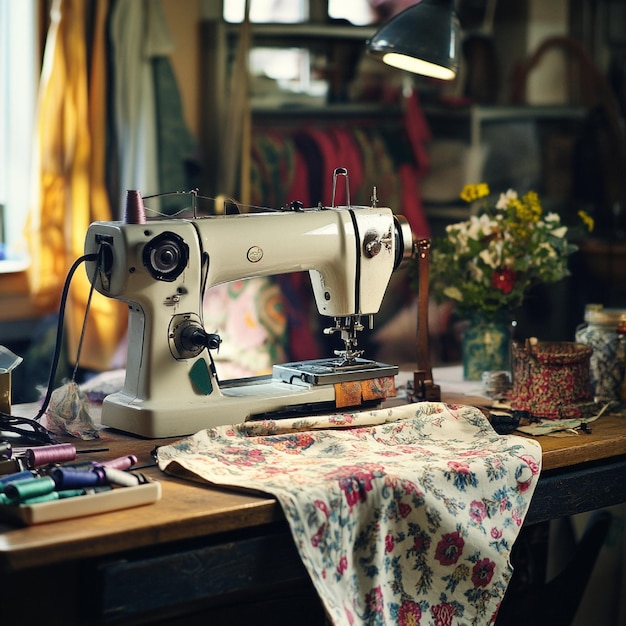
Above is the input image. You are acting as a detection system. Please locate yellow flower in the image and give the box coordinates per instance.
[460,183,490,203]
[522,190,542,215]
[578,210,595,232]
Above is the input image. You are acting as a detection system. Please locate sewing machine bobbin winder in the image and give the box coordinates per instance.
[84,171,414,437]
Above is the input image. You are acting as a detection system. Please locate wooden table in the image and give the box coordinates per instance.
[1,398,626,625]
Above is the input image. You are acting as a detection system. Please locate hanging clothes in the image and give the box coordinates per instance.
[152,56,199,213]
[27,0,126,372]
[109,0,169,212]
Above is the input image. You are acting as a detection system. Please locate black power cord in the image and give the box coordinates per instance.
[0,252,99,445]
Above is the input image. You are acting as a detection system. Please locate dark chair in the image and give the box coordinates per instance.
[496,510,613,626]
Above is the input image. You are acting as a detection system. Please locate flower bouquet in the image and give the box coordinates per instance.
[425,183,593,379]
[429,183,593,319]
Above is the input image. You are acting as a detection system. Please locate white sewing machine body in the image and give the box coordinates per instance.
[84,194,413,437]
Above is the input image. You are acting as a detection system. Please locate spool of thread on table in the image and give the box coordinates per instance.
[25,444,77,468]
[50,466,104,489]
[56,486,112,499]
[20,492,60,505]
[102,467,148,487]
[4,476,56,501]
[0,470,34,491]
[99,455,138,471]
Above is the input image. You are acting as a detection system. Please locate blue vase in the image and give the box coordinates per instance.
[462,314,512,381]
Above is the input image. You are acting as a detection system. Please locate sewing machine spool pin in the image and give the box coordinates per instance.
[371,186,378,208]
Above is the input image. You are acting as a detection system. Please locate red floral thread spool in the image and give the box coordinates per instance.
[511,340,593,419]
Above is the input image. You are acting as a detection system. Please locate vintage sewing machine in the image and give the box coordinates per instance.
[84,186,414,437]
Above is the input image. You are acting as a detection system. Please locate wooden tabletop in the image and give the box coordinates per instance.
[0,428,284,572]
[441,391,626,470]
[2,395,626,573]
[525,412,626,468]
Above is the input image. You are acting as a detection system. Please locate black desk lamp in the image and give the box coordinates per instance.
[367,0,460,81]
[367,0,460,402]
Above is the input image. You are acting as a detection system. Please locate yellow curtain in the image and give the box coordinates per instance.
[27,0,126,371]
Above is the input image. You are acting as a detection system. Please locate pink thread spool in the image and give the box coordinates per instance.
[25,443,77,468]
[124,190,146,224]
[99,455,138,471]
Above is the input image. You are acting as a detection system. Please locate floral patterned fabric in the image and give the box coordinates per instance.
[203,277,289,378]
[156,403,541,626]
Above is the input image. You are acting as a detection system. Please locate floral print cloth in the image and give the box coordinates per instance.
[156,402,542,626]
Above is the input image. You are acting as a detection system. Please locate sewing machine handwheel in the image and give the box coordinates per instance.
[393,215,414,269]
[143,231,189,282]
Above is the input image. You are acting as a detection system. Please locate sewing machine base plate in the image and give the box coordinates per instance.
[273,358,398,386]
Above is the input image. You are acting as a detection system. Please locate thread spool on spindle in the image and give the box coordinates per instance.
[25,443,77,468]
[124,190,146,224]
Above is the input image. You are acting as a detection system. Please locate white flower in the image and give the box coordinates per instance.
[454,232,470,253]
[551,226,567,238]
[443,285,463,302]
[496,189,517,209]
[503,254,517,267]
[446,224,468,252]
[537,242,557,258]
[465,214,493,240]
[479,245,499,269]
[468,260,484,282]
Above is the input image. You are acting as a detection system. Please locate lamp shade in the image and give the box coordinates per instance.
[367,0,460,80]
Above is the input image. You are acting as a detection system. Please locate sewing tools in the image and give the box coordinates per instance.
[0,446,159,525]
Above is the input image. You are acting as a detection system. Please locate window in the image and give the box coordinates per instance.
[223,0,374,25]
[223,0,308,24]
[222,0,374,106]
[0,0,37,269]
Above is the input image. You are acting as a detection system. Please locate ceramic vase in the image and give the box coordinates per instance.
[462,313,512,381]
